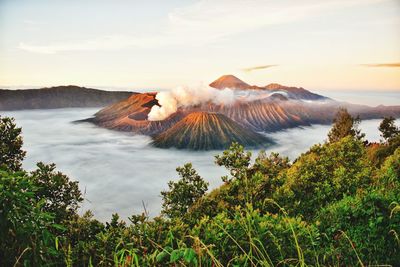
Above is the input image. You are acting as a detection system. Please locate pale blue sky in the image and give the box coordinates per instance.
[0,0,399,90]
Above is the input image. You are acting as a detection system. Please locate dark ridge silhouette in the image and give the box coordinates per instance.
[0,86,135,110]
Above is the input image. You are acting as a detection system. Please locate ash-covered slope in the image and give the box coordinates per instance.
[88,87,400,136]
[210,75,327,100]
[152,112,272,150]
[197,99,400,132]
[0,86,134,110]
[87,93,184,135]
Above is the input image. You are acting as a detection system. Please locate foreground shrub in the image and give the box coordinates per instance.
[192,204,320,266]
[275,136,372,219]
[0,168,60,266]
[317,190,400,265]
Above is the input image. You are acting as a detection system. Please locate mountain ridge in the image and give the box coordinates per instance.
[209,75,327,100]
[0,86,135,110]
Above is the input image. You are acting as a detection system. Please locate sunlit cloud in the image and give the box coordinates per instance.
[18,35,161,54]
[18,0,387,54]
[241,65,278,72]
[361,63,400,68]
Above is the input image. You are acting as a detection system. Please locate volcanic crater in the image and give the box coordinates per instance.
[86,75,400,150]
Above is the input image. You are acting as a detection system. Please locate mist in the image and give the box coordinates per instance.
[147,85,298,121]
[0,108,388,221]
[148,85,235,121]
[314,90,400,106]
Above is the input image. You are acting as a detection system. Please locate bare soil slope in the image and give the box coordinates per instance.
[152,112,272,150]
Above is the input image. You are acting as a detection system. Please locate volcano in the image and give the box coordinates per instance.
[86,93,184,135]
[209,75,251,90]
[85,75,400,150]
[209,75,327,100]
[152,112,272,150]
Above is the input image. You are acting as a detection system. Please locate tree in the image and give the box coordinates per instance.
[327,108,365,143]
[0,116,26,171]
[161,163,209,218]
[0,168,58,266]
[379,116,399,143]
[275,136,372,218]
[30,162,83,223]
[215,142,251,183]
[252,151,290,203]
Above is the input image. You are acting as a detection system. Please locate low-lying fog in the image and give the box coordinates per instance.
[1,106,389,221]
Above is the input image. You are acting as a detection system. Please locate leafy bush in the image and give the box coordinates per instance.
[30,162,83,223]
[191,204,320,266]
[161,163,209,219]
[0,168,60,266]
[317,190,400,265]
[275,136,372,218]
[0,116,26,171]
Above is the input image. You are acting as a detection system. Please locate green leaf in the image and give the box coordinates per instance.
[55,236,59,250]
[170,249,181,263]
[183,248,196,263]
[52,223,67,231]
[156,251,168,262]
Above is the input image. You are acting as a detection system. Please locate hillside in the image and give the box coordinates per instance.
[152,112,272,150]
[87,93,184,135]
[199,100,400,132]
[0,86,135,110]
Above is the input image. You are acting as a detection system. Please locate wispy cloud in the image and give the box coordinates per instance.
[18,0,387,54]
[241,64,278,72]
[361,63,400,68]
[18,35,158,54]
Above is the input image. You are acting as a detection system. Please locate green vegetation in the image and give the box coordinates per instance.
[327,107,365,143]
[379,116,399,142]
[0,116,26,171]
[161,163,209,218]
[0,111,399,266]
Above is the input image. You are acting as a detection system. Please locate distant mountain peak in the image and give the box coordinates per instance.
[209,75,327,100]
[209,75,250,89]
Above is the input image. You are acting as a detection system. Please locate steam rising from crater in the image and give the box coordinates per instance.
[147,85,235,121]
[147,85,296,121]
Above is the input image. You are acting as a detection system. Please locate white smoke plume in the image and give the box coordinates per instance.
[147,85,235,121]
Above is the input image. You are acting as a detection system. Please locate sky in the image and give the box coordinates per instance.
[0,0,399,91]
